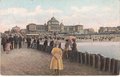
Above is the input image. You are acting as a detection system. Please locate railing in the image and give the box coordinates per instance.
[36,44,120,75]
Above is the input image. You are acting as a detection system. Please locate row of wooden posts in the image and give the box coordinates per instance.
[37,44,120,75]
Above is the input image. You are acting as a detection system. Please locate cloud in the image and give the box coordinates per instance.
[62,5,115,24]
[0,5,63,32]
[45,8,63,14]
[0,5,63,16]
[61,5,119,32]
[71,6,97,13]
[0,5,119,33]
[0,7,28,16]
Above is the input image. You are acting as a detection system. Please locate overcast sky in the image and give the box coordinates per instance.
[0,0,120,32]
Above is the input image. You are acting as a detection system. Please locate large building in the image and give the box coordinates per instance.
[26,17,85,35]
[98,26,120,33]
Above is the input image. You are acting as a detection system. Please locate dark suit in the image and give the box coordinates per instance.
[18,36,22,48]
[37,39,40,49]
[43,39,48,51]
[26,37,31,48]
[9,36,14,49]
[1,37,7,51]
[14,36,18,49]
[49,40,54,47]
[70,42,78,62]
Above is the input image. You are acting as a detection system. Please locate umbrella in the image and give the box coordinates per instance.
[65,36,76,42]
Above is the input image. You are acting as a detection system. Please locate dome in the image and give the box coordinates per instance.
[12,26,20,33]
[27,23,36,26]
[60,23,64,26]
[47,17,59,23]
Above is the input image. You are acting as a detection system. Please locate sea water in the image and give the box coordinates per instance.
[61,42,120,60]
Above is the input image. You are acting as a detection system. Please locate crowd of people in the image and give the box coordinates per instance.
[1,34,23,54]
[1,34,78,75]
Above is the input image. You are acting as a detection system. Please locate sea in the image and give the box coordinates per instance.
[61,42,120,60]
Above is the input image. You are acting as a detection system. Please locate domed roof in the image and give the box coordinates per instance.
[28,23,36,25]
[48,17,59,22]
[12,26,20,32]
[60,23,64,26]
[51,17,56,20]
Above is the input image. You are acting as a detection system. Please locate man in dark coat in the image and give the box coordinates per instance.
[71,39,77,52]
[1,37,7,51]
[26,36,31,48]
[18,36,22,48]
[9,35,14,50]
[13,35,18,49]
[43,38,48,51]
[37,38,40,49]
[70,39,78,62]
[49,39,54,47]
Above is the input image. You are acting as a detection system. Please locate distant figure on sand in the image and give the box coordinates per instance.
[5,39,11,54]
[50,44,63,75]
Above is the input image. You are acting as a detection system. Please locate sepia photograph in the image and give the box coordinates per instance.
[0,0,120,76]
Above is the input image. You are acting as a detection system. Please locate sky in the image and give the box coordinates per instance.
[0,0,120,32]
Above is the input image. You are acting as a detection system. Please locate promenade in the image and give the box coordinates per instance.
[0,44,112,75]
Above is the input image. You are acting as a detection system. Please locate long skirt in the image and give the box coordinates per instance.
[50,57,63,70]
[5,43,11,51]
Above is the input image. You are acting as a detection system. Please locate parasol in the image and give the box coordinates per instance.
[65,36,76,42]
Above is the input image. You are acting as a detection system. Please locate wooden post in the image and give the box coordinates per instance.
[100,55,104,71]
[98,54,104,70]
[92,54,96,68]
[82,53,85,64]
[97,54,102,70]
[113,60,119,75]
[84,52,88,65]
[105,58,110,71]
[86,52,89,65]
[108,58,111,72]
[80,52,83,64]
[103,58,106,71]
[88,53,91,66]
[95,54,98,68]
[78,52,81,63]
[110,58,115,74]
[90,54,93,66]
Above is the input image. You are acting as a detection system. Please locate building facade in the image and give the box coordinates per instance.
[26,17,86,35]
[84,28,95,34]
[98,26,120,33]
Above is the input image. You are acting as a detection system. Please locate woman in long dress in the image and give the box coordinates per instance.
[50,44,63,75]
[63,39,70,59]
[5,39,11,54]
